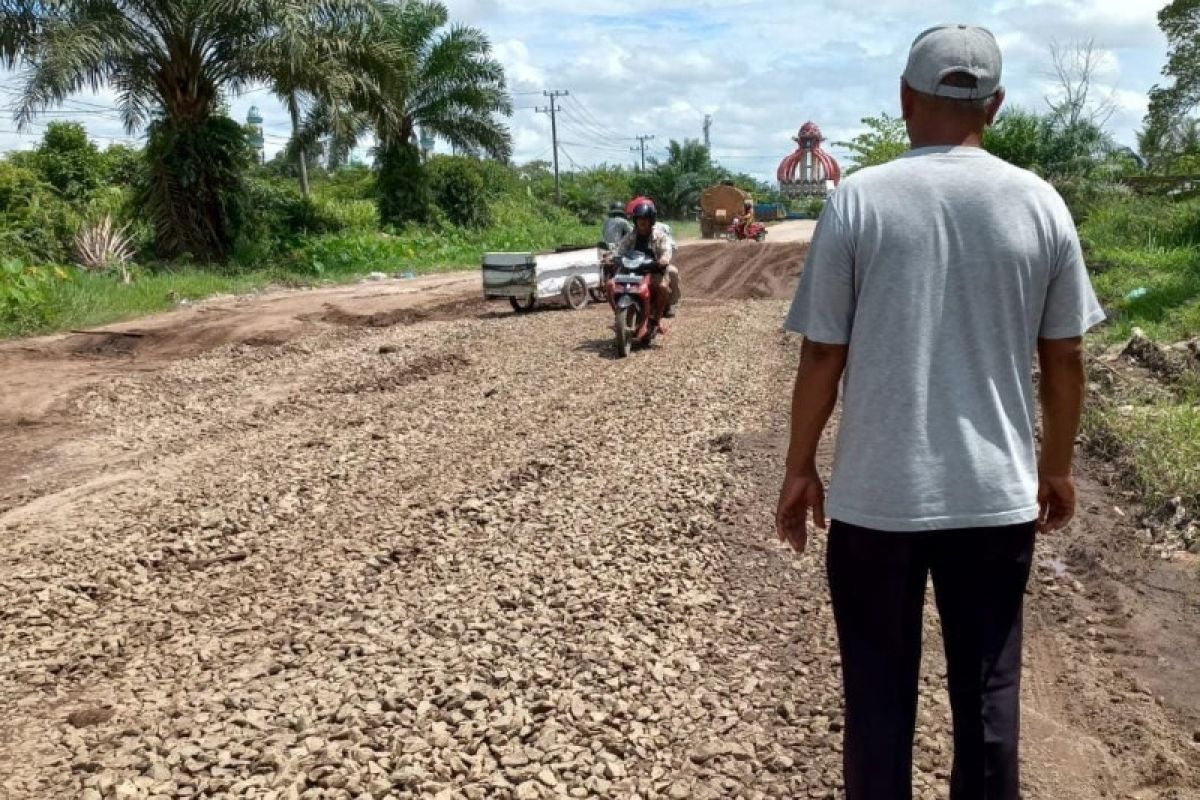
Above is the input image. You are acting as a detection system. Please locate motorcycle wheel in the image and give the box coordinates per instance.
[510,295,536,313]
[755,231,767,242]
[614,305,637,358]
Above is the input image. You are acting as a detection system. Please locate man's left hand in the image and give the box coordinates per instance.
[776,467,827,554]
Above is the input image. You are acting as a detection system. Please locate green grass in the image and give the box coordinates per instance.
[0,205,597,339]
[1088,245,1200,344]
[1,266,292,338]
[664,219,700,241]
[1076,194,1200,515]
[1087,399,1200,511]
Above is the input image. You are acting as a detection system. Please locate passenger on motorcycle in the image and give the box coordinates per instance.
[618,197,681,318]
[616,199,680,321]
[602,201,632,248]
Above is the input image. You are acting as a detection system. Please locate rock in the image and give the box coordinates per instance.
[67,707,115,728]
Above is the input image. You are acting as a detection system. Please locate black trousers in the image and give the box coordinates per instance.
[826,519,1037,800]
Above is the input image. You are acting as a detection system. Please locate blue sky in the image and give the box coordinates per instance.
[0,0,1172,181]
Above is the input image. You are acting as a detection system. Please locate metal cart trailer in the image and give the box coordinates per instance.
[482,247,604,313]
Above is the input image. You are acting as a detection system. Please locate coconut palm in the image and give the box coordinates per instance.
[0,0,380,258]
[303,0,512,224]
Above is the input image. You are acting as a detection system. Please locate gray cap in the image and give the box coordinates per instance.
[902,24,1002,100]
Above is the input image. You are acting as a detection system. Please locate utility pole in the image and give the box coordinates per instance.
[703,114,712,150]
[537,89,569,204]
[631,134,655,171]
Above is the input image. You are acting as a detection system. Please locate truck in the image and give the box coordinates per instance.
[697,183,753,239]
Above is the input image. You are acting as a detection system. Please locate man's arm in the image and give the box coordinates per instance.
[1037,336,1086,532]
[776,339,848,553]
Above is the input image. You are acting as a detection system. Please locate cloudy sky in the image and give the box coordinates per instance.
[0,0,1172,181]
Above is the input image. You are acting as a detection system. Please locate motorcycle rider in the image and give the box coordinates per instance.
[616,198,679,321]
[602,201,632,247]
[621,196,681,316]
[734,197,755,238]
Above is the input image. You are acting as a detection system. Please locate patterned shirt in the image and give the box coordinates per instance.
[616,223,675,264]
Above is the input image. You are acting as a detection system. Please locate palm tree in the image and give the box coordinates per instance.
[301,0,512,224]
[0,0,379,258]
[252,2,394,196]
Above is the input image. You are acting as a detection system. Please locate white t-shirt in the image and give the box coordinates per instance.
[786,146,1105,531]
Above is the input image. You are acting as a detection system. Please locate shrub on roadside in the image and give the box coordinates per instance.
[428,156,491,228]
[0,259,71,328]
[0,161,78,264]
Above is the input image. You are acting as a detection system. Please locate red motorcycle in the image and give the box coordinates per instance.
[728,216,768,242]
[605,251,662,357]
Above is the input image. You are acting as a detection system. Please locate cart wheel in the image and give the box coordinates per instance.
[510,295,536,313]
[563,276,590,310]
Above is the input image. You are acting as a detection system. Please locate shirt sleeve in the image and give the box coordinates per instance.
[784,199,856,344]
[1039,203,1106,339]
[654,230,673,263]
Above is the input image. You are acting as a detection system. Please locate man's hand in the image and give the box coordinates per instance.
[776,467,826,554]
[1037,473,1076,533]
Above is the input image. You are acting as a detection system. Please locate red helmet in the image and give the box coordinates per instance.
[626,196,654,217]
[628,197,657,221]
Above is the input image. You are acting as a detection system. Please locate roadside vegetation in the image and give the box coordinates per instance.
[0,1,767,338]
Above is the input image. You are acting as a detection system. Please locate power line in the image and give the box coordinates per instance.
[558,139,633,156]
[565,95,627,141]
[556,108,631,148]
[558,144,585,171]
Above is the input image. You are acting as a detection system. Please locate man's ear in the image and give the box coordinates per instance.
[986,88,1006,127]
[900,79,915,121]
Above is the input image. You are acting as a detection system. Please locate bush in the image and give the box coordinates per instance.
[32,121,106,202]
[234,177,354,266]
[1051,178,1132,224]
[317,165,376,202]
[428,156,490,228]
[137,115,253,261]
[102,143,143,186]
[1080,195,1200,250]
[0,160,78,264]
[0,259,71,329]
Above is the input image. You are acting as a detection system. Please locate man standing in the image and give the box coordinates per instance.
[775,24,1104,800]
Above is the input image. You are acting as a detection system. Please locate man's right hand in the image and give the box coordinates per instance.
[776,467,827,554]
[1037,473,1076,533]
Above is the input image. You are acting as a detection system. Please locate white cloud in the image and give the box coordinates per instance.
[0,0,1173,180]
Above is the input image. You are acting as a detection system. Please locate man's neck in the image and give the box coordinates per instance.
[908,130,985,149]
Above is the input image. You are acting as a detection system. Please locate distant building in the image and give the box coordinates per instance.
[246,105,264,164]
[777,122,842,198]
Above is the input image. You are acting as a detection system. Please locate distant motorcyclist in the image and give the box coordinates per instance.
[602,201,632,247]
[616,198,679,321]
[733,197,755,237]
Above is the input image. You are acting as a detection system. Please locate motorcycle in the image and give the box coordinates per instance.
[728,216,768,242]
[604,250,662,358]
